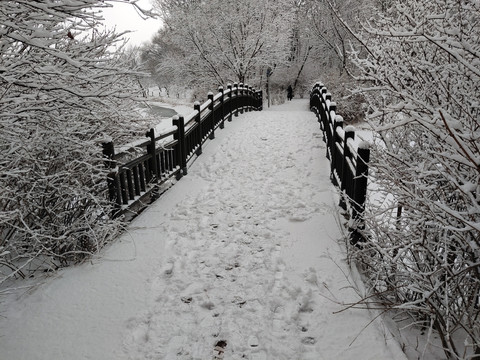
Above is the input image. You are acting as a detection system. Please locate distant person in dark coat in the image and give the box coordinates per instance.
[287,85,293,101]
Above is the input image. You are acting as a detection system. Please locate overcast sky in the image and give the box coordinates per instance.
[101,0,161,46]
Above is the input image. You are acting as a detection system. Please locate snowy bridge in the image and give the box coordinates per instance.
[104,83,370,245]
[0,95,407,359]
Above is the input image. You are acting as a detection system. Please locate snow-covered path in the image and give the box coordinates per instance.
[0,100,406,360]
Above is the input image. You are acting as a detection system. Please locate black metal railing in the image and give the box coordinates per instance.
[103,83,263,219]
[310,82,370,244]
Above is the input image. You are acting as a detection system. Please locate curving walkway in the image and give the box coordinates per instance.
[0,100,407,360]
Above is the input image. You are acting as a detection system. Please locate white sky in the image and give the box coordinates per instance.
[101,0,161,46]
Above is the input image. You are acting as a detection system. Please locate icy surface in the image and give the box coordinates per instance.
[0,100,406,360]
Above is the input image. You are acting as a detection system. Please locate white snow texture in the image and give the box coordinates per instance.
[0,100,407,360]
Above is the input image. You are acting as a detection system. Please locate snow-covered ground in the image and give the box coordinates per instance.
[0,100,407,360]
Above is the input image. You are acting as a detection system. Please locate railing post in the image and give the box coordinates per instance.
[102,141,121,216]
[310,84,324,125]
[146,128,157,181]
[194,101,202,155]
[320,88,328,129]
[340,123,354,211]
[239,82,245,114]
[227,83,233,122]
[318,86,329,151]
[326,100,336,161]
[249,85,254,111]
[207,91,215,139]
[218,86,225,129]
[328,100,336,125]
[331,114,342,186]
[309,88,315,112]
[146,128,159,199]
[251,87,255,111]
[102,141,115,169]
[351,142,370,246]
[234,82,239,117]
[172,115,187,178]
[325,92,332,118]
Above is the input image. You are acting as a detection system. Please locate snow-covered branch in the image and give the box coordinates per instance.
[0,0,150,282]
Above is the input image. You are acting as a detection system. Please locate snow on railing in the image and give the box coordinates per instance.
[310,82,370,245]
[102,83,263,220]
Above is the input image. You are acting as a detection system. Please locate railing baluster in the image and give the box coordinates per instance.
[119,171,128,205]
[133,165,141,196]
[139,163,146,192]
[144,161,151,184]
[114,174,122,208]
[126,168,135,200]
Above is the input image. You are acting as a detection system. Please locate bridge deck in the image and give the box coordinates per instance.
[0,100,406,360]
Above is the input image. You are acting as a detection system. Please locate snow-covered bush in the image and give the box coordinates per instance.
[350,1,480,358]
[0,1,147,282]
[318,73,368,123]
[303,0,376,123]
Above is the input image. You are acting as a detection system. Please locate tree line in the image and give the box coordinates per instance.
[139,0,375,112]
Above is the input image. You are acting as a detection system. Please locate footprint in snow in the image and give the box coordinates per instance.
[201,301,215,310]
[213,340,227,360]
[301,336,317,345]
[248,335,259,347]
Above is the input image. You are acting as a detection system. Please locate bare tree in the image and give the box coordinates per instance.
[348,1,480,358]
[150,0,293,89]
[298,0,375,121]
